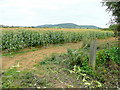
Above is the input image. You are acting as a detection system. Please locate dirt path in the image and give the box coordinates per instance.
[2,42,82,70]
[2,37,116,70]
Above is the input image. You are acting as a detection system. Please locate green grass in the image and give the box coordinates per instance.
[2,67,51,88]
[2,48,39,56]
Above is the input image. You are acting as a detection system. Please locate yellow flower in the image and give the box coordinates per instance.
[103,70,106,72]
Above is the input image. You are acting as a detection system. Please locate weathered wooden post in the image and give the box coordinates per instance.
[89,39,97,70]
[107,42,110,49]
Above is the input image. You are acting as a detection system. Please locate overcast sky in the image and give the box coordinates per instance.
[0,0,112,28]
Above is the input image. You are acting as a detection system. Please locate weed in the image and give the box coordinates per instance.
[2,67,50,88]
[39,45,119,88]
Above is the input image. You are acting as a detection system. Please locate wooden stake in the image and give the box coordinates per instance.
[89,39,97,70]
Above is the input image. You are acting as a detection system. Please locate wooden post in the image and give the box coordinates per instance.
[89,39,97,70]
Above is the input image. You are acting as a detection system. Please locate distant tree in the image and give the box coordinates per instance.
[102,0,120,38]
[0,25,4,27]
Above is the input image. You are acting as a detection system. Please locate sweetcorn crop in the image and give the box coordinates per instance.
[1,28,114,52]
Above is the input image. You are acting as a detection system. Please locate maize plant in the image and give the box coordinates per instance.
[1,29,114,52]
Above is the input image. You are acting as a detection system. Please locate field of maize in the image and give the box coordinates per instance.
[1,28,114,52]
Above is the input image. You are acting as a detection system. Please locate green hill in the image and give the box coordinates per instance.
[36,23,101,29]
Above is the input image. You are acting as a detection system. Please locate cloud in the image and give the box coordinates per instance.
[0,0,111,28]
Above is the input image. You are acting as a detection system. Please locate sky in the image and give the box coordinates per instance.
[0,0,112,28]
